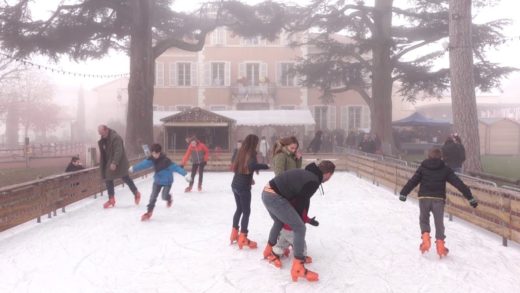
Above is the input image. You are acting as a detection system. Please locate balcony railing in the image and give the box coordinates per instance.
[231,83,277,102]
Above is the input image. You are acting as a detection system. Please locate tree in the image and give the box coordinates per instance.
[0,0,287,155]
[291,0,514,153]
[0,56,27,147]
[448,0,481,172]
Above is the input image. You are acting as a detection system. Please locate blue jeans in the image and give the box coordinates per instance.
[147,183,172,212]
[262,190,306,261]
[232,187,252,233]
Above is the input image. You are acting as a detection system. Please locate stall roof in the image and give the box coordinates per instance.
[392,112,452,127]
[154,109,315,126]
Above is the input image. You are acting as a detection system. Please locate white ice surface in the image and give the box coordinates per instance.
[1,172,519,293]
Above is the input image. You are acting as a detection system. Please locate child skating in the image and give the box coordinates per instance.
[129,143,191,221]
[399,148,478,258]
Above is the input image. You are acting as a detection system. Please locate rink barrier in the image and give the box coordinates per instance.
[341,149,520,247]
[0,158,151,233]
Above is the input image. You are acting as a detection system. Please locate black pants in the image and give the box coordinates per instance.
[189,163,205,187]
[105,175,138,197]
[147,183,172,212]
[232,187,252,233]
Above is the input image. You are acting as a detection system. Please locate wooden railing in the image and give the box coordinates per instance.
[0,158,150,232]
[0,143,85,161]
[341,150,520,246]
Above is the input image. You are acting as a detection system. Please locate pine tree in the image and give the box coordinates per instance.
[291,0,514,154]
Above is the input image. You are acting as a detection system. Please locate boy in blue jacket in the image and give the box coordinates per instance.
[130,143,191,221]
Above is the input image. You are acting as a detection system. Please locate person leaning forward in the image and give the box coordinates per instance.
[261,160,335,282]
[97,125,141,208]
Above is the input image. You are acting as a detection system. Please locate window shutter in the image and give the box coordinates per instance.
[362,106,371,130]
[328,105,336,130]
[341,106,348,130]
[155,62,164,87]
[191,62,198,86]
[204,63,211,86]
[260,63,268,80]
[225,62,231,86]
[276,63,282,85]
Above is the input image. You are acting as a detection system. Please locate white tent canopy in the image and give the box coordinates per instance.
[154,109,315,127]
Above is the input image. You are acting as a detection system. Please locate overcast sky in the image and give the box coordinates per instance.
[29,0,520,101]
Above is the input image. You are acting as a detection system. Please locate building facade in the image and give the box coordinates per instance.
[152,29,371,134]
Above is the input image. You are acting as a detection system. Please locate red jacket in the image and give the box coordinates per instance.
[182,142,209,166]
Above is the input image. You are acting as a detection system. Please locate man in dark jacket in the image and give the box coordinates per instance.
[441,136,465,173]
[261,160,335,282]
[399,148,478,258]
[98,125,141,208]
[65,156,85,172]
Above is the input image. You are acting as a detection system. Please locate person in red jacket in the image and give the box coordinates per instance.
[181,138,209,192]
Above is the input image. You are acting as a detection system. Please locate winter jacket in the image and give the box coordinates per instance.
[307,137,322,153]
[269,163,323,218]
[399,158,473,201]
[132,153,187,186]
[272,147,302,176]
[231,153,269,190]
[442,141,466,169]
[65,163,85,172]
[98,129,130,180]
[182,141,209,165]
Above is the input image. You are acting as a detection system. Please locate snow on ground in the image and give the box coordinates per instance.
[1,171,519,293]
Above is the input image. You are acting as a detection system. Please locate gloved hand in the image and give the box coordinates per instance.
[128,166,134,173]
[399,194,407,202]
[469,198,478,208]
[184,174,193,182]
[308,217,319,227]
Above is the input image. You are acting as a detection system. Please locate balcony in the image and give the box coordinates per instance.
[231,83,277,103]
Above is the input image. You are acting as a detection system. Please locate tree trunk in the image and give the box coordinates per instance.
[125,0,154,156]
[449,0,482,172]
[371,0,395,154]
[5,102,19,147]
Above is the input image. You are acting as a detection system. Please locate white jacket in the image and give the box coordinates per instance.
[259,139,269,156]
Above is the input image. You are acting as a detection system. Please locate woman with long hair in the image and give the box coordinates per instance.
[230,134,269,249]
[272,136,302,176]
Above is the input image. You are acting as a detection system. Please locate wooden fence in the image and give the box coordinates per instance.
[341,150,520,246]
[0,143,85,161]
[0,158,150,232]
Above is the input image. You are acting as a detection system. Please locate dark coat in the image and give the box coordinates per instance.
[269,163,323,217]
[98,129,130,180]
[400,158,473,200]
[231,152,269,190]
[65,163,85,172]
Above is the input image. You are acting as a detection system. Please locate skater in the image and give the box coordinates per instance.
[306,130,322,154]
[65,156,85,172]
[98,125,141,208]
[272,136,302,176]
[229,134,269,249]
[181,137,209,192]
[399,148,478,258]
[442,135,465,173]
[129,143,191,221]
[262,160,335,282]
[266,204,319,268]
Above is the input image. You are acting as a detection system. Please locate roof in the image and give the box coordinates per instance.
[154,109,315,126]
[160,107,235,124]
[392,112,452,127]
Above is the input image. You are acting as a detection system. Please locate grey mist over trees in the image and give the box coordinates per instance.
[289,0,514,167]
[0,0,288,155]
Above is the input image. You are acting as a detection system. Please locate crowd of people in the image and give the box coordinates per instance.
[60,124,476,282]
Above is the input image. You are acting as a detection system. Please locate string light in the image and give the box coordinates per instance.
[0,52,129,79]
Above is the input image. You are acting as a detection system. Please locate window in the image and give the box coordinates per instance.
[177,62,191,86]
[209,105,228,111]
[342,106,370,130]
[278,63,296,86]
[246,63,260,86]
[313,105,336,130]
[211,63,225,86]
[243,36,261,46]
[155,62,164,87]
[211,28,226,45]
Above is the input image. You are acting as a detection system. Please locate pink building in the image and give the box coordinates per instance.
[153,29,371,135]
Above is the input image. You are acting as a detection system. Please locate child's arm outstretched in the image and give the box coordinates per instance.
[167,163,191,182]
[399,167,423,201]
[129,158,153,173]
[447,171,478,208]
